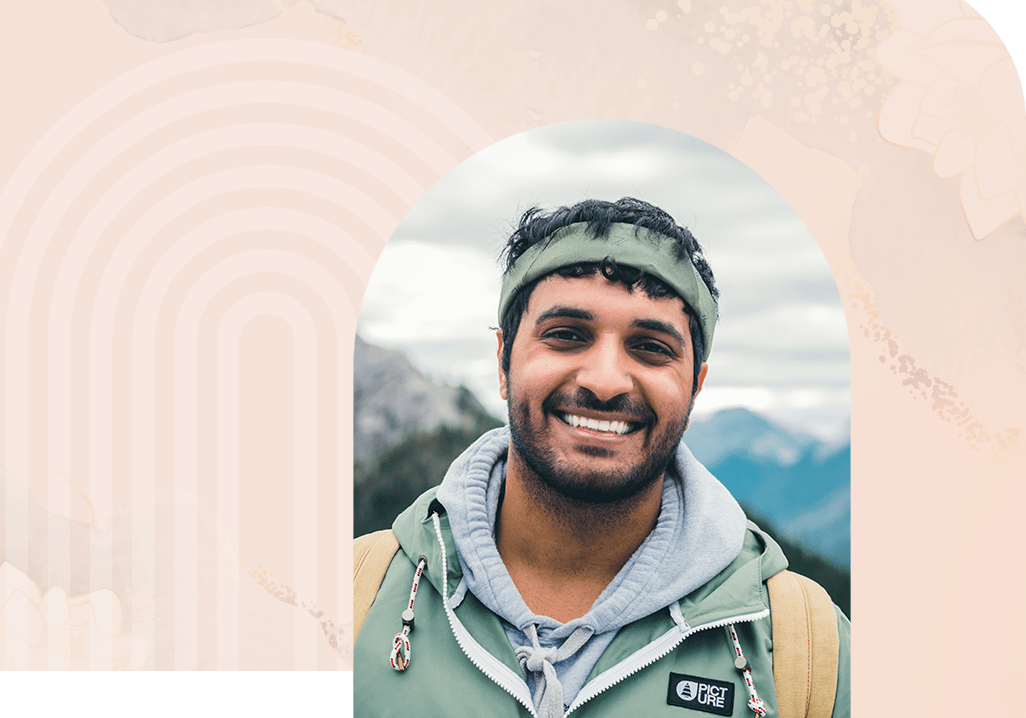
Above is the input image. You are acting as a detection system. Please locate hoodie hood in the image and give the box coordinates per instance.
[433,426,752,638]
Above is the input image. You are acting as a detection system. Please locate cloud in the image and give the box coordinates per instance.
[358,241,503,344]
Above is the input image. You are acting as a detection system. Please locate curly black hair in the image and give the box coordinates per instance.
[499,198,718,394]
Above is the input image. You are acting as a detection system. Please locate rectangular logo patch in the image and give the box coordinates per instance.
[667,672,735,715]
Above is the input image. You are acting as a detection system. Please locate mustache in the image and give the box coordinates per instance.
[542,388,656,424]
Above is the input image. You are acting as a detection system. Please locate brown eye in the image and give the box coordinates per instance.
[633,341,674,360]
[545,328,583,342]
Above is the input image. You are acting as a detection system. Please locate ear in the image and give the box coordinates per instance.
[684,362,709,431]
[496,328,508,401]
[695,362,708,397]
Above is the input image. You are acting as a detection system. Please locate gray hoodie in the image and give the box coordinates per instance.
[436,426,747,716]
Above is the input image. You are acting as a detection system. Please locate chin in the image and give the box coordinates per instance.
[520,452,669,505]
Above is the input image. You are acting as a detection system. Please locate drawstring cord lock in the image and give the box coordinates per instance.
[389,556,427,672]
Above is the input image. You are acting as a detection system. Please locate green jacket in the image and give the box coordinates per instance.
[354,488,851,718]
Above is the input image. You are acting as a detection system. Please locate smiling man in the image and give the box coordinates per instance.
[354,198,851,718]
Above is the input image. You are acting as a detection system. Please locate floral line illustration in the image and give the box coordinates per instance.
[0,561,149,670]
[877,1,1026,239]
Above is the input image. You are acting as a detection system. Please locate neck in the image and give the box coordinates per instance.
[494,448,664,623]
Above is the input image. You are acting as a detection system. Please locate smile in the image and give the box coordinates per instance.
[557,412,642,435]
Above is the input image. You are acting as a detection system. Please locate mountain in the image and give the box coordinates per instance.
[353,335,499,470]
[684,408,850,569]
[353,336,504,532]
[683,407,817,467]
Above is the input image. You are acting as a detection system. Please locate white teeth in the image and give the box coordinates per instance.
[560,413,635,435]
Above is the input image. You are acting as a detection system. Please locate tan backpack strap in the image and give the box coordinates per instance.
[768,570,840,718]
[353,529,400,642]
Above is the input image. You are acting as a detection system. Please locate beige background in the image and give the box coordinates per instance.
[0,0,1022,713]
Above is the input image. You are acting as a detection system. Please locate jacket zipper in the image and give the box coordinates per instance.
[564,606,770,715]
[431,513,770,718]
[432,514,540,717]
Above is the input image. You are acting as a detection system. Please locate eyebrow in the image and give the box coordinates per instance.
[535,306,594,324]
[632,318,686,346]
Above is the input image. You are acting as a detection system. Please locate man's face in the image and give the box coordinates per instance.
[498,272,707,504]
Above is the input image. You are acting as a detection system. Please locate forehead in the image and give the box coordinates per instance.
[525,273,690,332]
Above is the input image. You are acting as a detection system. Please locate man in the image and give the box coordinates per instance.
[354,198,851,718]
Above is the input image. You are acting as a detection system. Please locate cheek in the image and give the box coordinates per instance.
[514,353,564,388]
[647,376,692,412]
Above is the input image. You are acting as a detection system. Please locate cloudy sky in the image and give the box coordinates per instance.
[357,120,850,442]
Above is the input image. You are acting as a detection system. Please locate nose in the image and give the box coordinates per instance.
[575,338,634,401]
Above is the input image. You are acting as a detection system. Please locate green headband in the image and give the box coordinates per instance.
[498,222,717,361]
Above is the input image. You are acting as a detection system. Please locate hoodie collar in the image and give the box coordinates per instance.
[423,427,750,639]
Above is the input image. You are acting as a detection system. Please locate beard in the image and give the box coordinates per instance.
[507,385,690,505]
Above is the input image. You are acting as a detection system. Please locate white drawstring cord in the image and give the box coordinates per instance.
[728,624,767,717]
[389,556,427,671]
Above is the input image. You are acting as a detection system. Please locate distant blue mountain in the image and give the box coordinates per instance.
[684,408,850,569]
[683,407,821,466]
